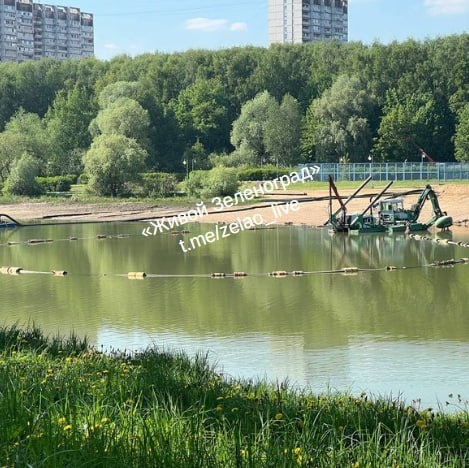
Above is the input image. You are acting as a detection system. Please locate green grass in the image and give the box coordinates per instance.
[0,325,467,467]
[290,179,469,191]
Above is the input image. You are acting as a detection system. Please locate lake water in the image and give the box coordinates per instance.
[1,221,468,411]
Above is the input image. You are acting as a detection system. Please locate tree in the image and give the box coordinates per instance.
[0,109,48,183]
[89,97,150,144]
[301,75,374,162]
[374,91,441,162]
[455,104,469,162]
[97,81,140,109]
[265,94,302,166]
[84,134,147,196]
[230,91,278,165]
[3,153,43,196]
[173,78,230,152]
[45,85,97,175]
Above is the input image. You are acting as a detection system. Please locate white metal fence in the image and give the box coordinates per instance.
[298,162,469,182]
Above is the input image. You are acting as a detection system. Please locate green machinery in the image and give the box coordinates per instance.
[327,177,453,234]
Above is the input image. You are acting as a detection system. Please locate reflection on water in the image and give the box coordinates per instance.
[1,222,468,409]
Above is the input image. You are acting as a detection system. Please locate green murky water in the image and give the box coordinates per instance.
[1,222,468,409]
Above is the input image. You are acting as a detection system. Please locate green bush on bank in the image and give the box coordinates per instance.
[0,325,467,467]
[36,175,76,193]
[237,166,293,181]
[2,154,43,196]
[137,172,178,197]
[185,167,239,198]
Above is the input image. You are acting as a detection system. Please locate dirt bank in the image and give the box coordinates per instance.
[1,183,468,228]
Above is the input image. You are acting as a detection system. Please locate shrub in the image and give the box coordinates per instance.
[78,173,89,184]
[237,166,292,181]
[185,167,239,198]
[3,153,44,196]
[36,175,75,192]
[184,170,206,197]
[84,134,147,197]
[138,172,178,198]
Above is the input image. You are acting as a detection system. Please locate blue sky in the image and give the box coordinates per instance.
[55,0,468,59]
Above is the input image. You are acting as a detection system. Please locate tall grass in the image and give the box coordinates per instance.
[0,325,467,467]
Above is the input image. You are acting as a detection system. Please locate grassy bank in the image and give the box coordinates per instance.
[0,325,467,467]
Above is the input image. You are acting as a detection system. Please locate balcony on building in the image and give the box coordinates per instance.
[68,7,80,21]
[81,13,93,27]
[16,0,33,13]
[45,6,55,20]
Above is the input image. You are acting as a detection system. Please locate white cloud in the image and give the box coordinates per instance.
[424,0,469,15]
[185,17,228,32]
[230,22,248,32]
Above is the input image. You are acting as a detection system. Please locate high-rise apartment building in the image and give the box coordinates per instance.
[268,0,348,45]
[0,0,93,62]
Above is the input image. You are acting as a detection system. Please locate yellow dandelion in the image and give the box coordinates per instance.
[63,425,72,431]
[416,419,427,429]
[275,413,284,420]
[58,417,66,424]
[294,447,302,455]
[101,417,109,424]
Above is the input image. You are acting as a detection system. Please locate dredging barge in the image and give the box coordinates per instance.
[327,176,453,234]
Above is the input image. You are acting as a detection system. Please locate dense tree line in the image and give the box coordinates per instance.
[0,35,467,195]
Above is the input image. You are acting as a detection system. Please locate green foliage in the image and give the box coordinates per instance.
[231,91,302,166]
[45,86,96,176]
[455,104,469,162]
[302,75,374,162]
[0,325,467,467]
[0,109,49,182]
[0,36,467,175]
[185,167,239,198]
[36,175,75,193]
[97,80,140,109]
[84,134,148,196]
[78,173,89,184]
[212,143,258,168]
[137,172,178,197]
[374,91,441,162]
[265,94,303,165]
[230,90,278,164]
[237,166,291,181]
[89,97,150,142]
[3,153,43,196]
[173,78,230,151]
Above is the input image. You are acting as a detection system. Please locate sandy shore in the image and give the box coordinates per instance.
[1,183,468,228]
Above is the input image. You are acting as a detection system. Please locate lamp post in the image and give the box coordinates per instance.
[420,153,425,181]
[368,154,373,178]
[182,159,188,180]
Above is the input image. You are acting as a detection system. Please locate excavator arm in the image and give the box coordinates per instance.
[409,185,452,229]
